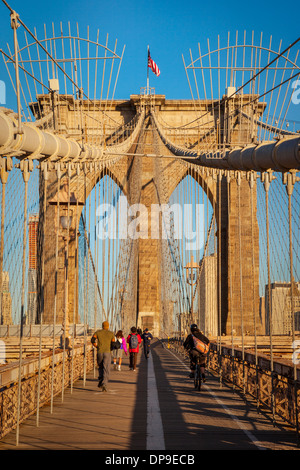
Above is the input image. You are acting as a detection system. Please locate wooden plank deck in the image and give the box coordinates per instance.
[0,339,299,452]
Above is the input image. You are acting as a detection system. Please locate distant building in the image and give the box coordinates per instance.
[265,282,300,335]
[27,214,39,324]
[1,271,12,325]
[259,296,266,333]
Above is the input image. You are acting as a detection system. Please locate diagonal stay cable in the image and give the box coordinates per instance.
[80,212,107,320]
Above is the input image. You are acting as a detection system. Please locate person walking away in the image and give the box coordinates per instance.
[183,324,210,382]
[91,321,115,392]
[127,327,142,371]
[112,330,128,370]
[141,328,153,359]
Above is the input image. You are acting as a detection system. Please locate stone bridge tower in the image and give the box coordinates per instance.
[37,93,264,337]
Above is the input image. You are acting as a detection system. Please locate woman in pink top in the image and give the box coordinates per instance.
[112,330,128,371]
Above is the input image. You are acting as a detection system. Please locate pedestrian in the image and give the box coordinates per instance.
[141,328,153,359]
[127,326,142,371]
[112,330,128,370]
[91,321,115,392]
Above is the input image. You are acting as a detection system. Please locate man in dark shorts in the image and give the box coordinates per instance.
[183,324,210,382]
[141,328,153,359]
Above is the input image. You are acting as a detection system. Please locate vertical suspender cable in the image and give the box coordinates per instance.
[93,166,97,377]
[36,162,48,426]
[71,164,80,393]
[218,170,222,389]
[10,10,22,134]
[227,171,235,391]
[83,164,87,387]
[237,172,245,395]
[61,163,72,402]
[285,172,299,443]
[206,172,209,334]
[86,164,92,336]
[107,174,112,323]
[189,165,192,320]
[249,171,259,411]
[51,164,61,413]
[201,172,206,333]
[0,164,9,325]
[102,168,106,321]
[16,163,30,446]
[263,171,275,425]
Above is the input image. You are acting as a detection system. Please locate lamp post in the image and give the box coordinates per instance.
[118,287,128,330]
[49,178,84,337]
[60,208,74,341]
[184,255,200,323]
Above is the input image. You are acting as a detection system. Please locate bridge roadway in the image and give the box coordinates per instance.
[0,339,299,452]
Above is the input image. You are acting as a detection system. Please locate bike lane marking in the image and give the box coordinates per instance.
[147,351,166,450]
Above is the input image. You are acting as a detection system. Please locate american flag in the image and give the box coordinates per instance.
[148,49,160,77]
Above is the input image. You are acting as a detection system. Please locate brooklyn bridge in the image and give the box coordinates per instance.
[0,0,300,452]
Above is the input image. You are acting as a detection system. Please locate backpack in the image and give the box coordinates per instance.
[111,337,121,350]
[192,334,209,354]
[130,334,139,349]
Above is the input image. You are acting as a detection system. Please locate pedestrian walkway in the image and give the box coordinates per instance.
[0,339,299,451]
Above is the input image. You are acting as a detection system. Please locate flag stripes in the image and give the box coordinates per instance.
[148,49,160,77]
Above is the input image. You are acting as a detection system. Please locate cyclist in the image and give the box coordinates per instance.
[183,324,210,382]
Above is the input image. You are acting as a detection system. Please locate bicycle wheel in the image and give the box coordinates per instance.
[194,364,201,391]
[194,364,200,390]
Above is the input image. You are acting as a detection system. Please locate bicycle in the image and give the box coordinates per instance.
[193,355,202,391]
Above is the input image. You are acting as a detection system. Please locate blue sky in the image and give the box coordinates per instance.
[0,0,299,107]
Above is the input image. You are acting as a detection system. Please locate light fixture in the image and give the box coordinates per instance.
[60,214,73,230]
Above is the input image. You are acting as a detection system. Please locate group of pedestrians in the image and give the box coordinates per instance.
[91,321,209,393]
[91,322,153,392]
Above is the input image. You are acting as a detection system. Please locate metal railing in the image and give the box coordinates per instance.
[164,336,300,440]
[0,342,94,441]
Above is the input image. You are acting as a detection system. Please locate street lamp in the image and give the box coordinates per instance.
[118,287,128,329]
[60,207,75,342]
[60,213,73,230]
[49,178,84,343]
[184,255,200,322]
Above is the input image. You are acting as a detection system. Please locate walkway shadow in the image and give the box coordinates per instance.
[152,341,299,450]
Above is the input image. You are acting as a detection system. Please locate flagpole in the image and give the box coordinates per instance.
[147,45,149,95]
